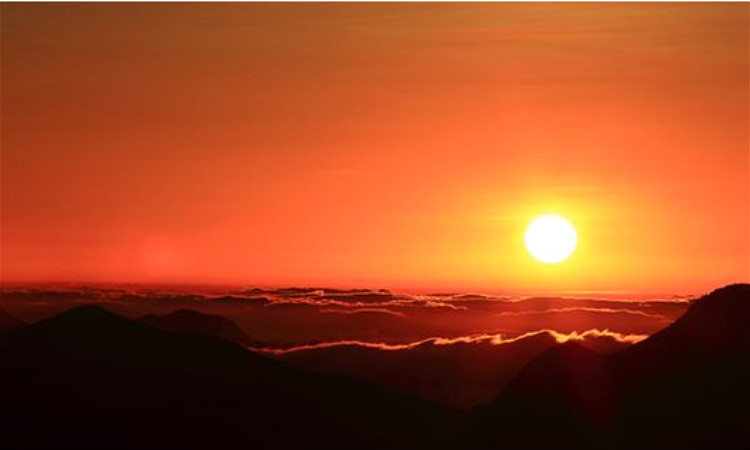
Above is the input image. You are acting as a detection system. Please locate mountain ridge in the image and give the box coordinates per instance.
[0,304,453,450]
[466,283,750,450]
[1,283,747,450]
[138,308,265,347]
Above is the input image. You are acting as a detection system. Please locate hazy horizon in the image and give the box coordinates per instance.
[0,278,717,300]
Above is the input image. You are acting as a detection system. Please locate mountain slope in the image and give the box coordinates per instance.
[467,283,750,450]
[274,330,559,409]
[0,307,26,330]
[138,308,265,346]
[0,306,452,450]
[610,283,750,450]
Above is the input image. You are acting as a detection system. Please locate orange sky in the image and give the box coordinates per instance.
[1,3,748,295]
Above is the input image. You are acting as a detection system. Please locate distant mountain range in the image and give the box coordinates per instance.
[269,328,634,409]
[139,309,267,347]
[1,284,747,449]
[0,305,451,450]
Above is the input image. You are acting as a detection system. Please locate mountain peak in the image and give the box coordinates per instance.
[706,283,750,298]
[500,340,608,397]
[691,283,750,314]
[653,283,750,350]
[50,305,123,323]
[29,305,150,339]
[139,308,260,346]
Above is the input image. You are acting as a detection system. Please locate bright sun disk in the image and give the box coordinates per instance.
[524,214,577,264]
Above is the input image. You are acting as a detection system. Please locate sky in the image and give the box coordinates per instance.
[1,3,748,295]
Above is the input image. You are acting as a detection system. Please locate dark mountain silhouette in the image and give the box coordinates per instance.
[0,306,453,450]
[0,307,26,330]
[1,284,748,450]
[612,282,750,376]
[273,330,634,409]
[138,309,266,347]
[466,283,750,450]
[608,283,750,450]
[275,330,559,408]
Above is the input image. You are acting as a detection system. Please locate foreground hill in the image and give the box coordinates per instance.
[467,283,750,449]
[0,306,453,450]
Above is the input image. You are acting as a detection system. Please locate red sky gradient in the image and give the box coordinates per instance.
[1,3,748,295]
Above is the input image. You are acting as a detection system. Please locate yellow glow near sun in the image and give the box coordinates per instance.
[524,214,578,264]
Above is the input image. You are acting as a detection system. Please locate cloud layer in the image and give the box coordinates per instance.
[260,328,646,408]
[1,283,689,407]
[1,284,687,346]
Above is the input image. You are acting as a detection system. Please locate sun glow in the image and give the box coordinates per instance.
[524,214,578,264]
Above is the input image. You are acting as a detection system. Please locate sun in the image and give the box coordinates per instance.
[524,214,577,264]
